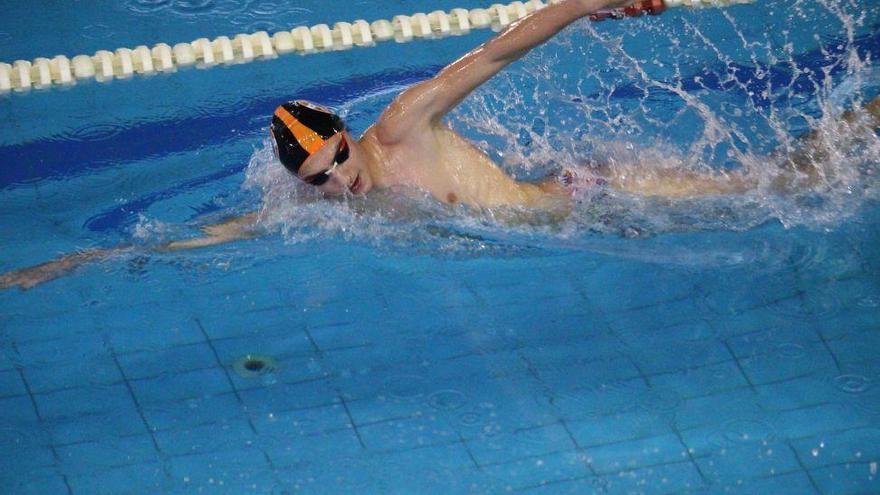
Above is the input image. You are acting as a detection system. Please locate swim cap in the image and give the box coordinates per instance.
[269,100,346,174]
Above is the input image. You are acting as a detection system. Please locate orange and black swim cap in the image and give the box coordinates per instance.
[269,100,346,174]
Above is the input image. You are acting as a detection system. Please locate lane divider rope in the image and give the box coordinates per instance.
[0,0,752,95]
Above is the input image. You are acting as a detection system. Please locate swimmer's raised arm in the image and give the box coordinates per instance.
[0,213,260,290]
[375,0,632,142]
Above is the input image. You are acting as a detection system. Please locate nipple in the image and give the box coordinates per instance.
[447,192,458,204]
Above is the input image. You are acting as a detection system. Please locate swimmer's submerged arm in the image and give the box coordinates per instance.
[0,213,261,290]
[157,212,260,252]
[0,246,135,290]
[596,97,880,198]
[376,0,631,141]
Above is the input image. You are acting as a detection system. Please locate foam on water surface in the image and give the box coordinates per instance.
[230,0,879,270]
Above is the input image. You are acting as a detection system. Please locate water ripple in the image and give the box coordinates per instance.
[707,418,778,448]
[427,389,467,410]
[857,295,880,308]
[834,374,871,394]
[638,388,682,414]
[774,342,807,359]
[127,0,171,14]
[765,290,843,320]
[127,0,244,16]
[774,241,830,274]
[243,20,286,34]
[171,0,215,16]
[458,411,482,426]
[61,122,128,142]
[245,1,282,17]
[551,380,644,418]
[382,374,427,399]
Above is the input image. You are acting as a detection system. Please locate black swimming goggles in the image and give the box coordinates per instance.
[302,134,350,186]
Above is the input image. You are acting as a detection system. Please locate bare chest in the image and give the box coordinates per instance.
[385,126,529,207]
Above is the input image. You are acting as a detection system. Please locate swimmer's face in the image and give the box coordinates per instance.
[296,131,373,196]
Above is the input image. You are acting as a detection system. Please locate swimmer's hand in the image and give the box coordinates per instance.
[158,213,259,252]
[0,247,129,290]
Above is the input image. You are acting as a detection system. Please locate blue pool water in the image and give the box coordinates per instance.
[1,0,879,493]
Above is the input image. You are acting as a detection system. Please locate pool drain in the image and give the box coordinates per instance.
[232,354,277,378]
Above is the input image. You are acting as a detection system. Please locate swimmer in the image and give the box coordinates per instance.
[2,0,879,290]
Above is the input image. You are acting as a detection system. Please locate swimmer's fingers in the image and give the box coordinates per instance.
[199,224,257,240]
[200,213,260,238]
[199,224,225,237]
[0,272,18,289]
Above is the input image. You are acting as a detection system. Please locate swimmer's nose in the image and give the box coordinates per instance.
[329,168,351,191]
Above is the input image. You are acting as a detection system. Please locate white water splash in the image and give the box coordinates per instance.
[241,0,879,265]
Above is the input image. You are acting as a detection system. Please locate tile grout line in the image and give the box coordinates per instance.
[15,365,74,495]
[585,304,654,389]
[787,424,879,444]
[15,365,45,422]
[24,360,843,458]
[722,340,757,392]
[20,321,835,400]
[29,374,337,427]
[107,345,176,486]
[513,474,592,493]
[462,282,489,307]
[516,457,704,492]
[815,330,843,373]
[193,318,283,481]
[456,430,482,469]
[9,263,874,493]
[194,318,257,433]
[309,309,369,451]
[671,422,709,485]
[786,441,825,495]
[337,391,367,449]
[108,351,163,454]
[628,354,653,388]
[558,418,599,477]
[369,437,464,456]
[302,326,323,356]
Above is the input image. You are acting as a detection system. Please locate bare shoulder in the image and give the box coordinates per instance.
[372,100,410,145]
[372,83,443,145]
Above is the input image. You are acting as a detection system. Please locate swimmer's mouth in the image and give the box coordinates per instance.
[349,174,362,194]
